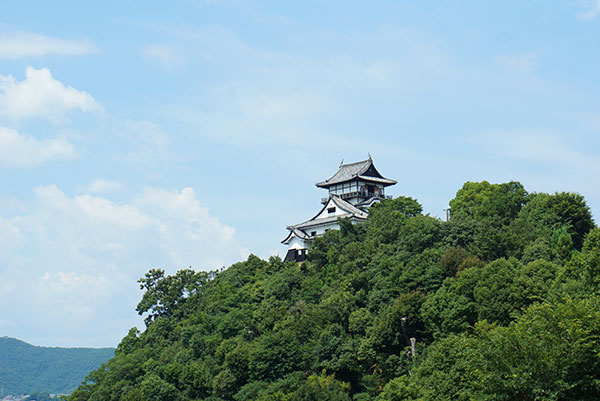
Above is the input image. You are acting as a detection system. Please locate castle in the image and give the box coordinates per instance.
[282,156,396,262]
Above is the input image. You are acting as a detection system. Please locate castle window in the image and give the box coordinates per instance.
[311,231,317,236]
[328,207,336,214]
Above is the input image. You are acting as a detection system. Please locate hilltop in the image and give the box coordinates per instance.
[69,181,600,400]
[0,337,113,396]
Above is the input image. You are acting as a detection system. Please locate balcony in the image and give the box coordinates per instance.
[321,191,392,204]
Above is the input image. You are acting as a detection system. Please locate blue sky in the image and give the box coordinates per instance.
[0,1,599,347]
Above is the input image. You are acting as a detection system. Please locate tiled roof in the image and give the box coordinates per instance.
[290,215,344,230]
[288,196,368,230]
[356,175,397,185]
[281,227,311,244]
[316,159,371,187]
[290,213,366,230]
[330,195,369,218]
[316,157,397,188]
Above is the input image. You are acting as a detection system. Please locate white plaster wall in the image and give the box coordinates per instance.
[315,198,348,219]
[309,221,340,236]
[288,236,309,250]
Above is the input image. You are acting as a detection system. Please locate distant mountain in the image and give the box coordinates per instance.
[0,337,114,396]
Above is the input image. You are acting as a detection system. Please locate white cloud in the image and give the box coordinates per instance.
[33,184,154,230]
[578,0,600,19]
[494,50,540,72]
[78,194,155,230]
[0,66,102,122]
[0,126,77,167]
[134,187,242,267]
[0,31,99,59]
[78,179,125,195]
[143,44,185,68]
[0,184,246,346]
[39,271,110,300]
[37,272,111,318]
[141,187,236,240]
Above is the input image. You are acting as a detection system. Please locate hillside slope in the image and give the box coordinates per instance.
[0,337,114,395]
[69,181,600,400]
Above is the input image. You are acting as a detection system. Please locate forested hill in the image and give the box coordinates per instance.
[0,337,114,396]
[70,181,600,401]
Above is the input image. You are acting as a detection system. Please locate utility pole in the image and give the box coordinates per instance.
[443,206,451,222]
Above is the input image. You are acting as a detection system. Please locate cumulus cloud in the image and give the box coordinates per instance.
[135,187,240,266]
[36,272,111,320]
[578,0,600,19]
[142,44,185,68]
[0,31,99,59]
[0,185,246,346]
[78,179,125,195]
[81,195,154,229]
[0,66,102,122]
[0,126,77,167]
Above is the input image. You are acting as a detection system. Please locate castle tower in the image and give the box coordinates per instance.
[282,156,396,262]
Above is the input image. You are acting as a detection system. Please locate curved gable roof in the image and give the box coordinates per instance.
[286,196,368,231]
[316,157,396,188]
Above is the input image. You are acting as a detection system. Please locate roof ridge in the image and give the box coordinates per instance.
[331,196,369,217]
[340,158,370,167]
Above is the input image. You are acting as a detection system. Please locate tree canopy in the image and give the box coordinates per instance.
[69,181,597,401]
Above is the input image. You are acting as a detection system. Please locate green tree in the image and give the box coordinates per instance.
[291,373,351,401]
[380,297,600,401]
[212,368,237,399]
[367,197,423,243]
[249,330,303,381]
[471,297,600,400]
[449,181,527,224]
[136,268,213,325]
[140,374,180,401]
[422,258,557,337]
[513,192,594,251]
[439,247,469,277]
[583,227,600,252]
[69,180,599,401]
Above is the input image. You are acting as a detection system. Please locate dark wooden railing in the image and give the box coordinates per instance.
[321,191,391,204]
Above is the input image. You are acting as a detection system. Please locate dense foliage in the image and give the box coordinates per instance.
[0,337,113,396]
[70,181,599,401]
